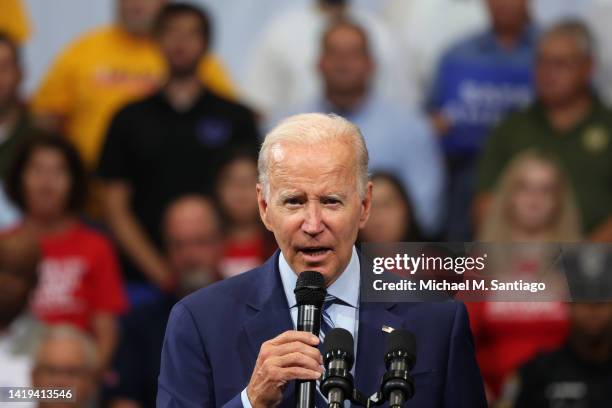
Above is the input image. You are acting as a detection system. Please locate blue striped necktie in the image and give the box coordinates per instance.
[319,294,337,346]
[316,294,348,408]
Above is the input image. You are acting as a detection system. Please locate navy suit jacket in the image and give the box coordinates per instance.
[157,252,486,407]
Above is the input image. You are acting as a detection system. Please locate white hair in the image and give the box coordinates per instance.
[258,113,369,199]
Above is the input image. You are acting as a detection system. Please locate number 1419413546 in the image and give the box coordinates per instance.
[1,387,74,402]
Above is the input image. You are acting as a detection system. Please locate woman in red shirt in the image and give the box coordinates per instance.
[471,150,582,401]
[5,133,127,369]
[215,150,275,278]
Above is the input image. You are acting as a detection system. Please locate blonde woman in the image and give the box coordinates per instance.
[480,149,581,242]
[469,150,581,403]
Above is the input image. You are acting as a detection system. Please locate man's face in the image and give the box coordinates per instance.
[486,0,529,33]
[0,42,20,113]
[257,139,371,285]
[117,0,166,36]
[165,202,222,293]
[536,34,593,107]
[319,26,373,96]
[32,338,96,408]
[158,14,207,78]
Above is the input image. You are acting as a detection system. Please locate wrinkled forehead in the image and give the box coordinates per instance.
[267,139,358,193]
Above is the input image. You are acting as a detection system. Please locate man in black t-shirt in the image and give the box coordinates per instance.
[98,3,259,296]
[501,303,612,407]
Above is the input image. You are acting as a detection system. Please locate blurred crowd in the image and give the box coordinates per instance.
[1,0,612,407]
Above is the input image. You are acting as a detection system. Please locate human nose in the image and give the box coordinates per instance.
[301,202,324,236]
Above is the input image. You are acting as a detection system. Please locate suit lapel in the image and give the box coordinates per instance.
[243,251,293,356]
[242,251,295,405]
[354,302,403,398]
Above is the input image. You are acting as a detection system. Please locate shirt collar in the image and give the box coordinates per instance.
[316,94,373,122]
[279,247,360,309]
[154,85,208,113]
[531,93,605,132]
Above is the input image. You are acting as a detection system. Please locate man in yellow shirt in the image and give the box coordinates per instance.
[31,0,235,168]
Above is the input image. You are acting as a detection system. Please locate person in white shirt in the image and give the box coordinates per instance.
[242,0,416,120]
[585,0,612,107]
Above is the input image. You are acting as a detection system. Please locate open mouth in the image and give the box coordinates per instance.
[298,247,332,258]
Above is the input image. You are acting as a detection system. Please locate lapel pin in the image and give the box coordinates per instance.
[382,325,395,333]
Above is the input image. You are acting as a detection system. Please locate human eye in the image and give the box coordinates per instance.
[322,196,343,207]
[282,195,304,208]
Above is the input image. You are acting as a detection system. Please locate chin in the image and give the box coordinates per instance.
[296,262,329,274]
[291,258,330,276]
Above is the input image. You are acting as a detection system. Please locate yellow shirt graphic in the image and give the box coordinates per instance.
[31,25,235,168]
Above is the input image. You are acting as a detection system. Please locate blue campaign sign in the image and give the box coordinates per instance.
[431,31,537,155]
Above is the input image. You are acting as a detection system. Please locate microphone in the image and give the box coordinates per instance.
[321,328,354,408]
[381,329,416,408]
[294,271,326,408]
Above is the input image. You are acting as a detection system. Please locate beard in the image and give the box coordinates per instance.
[168,61,200,80]
[177,268,216,297]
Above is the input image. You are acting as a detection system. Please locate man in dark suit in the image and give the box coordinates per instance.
[157,113,486,407]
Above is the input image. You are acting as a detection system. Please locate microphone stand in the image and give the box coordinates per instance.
[326,376,414,408]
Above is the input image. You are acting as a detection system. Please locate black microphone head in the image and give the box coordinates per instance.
[294,271,326,306]
[385,329,416,369]
[323,328,354,368]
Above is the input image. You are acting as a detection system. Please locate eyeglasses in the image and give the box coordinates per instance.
[536,55,587,71]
